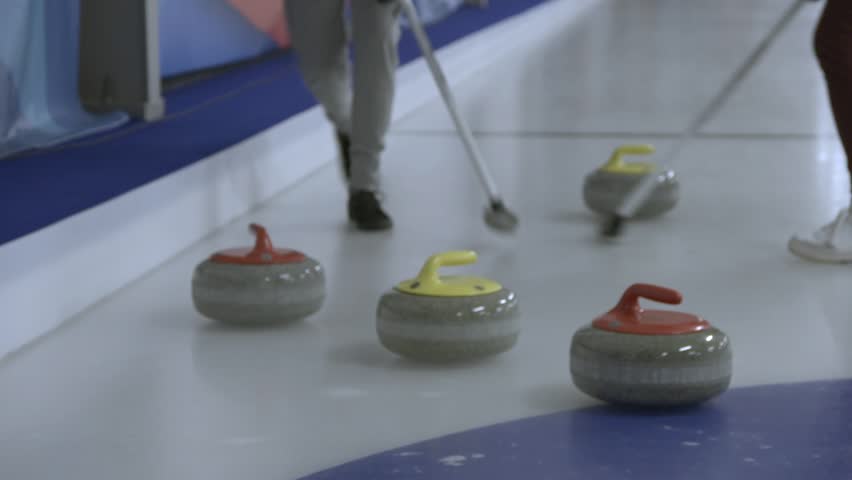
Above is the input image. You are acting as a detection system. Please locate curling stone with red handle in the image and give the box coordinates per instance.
[583,144,679,218]
[192,224,325,325]
[570,284,731,407]
[376,251,520,363]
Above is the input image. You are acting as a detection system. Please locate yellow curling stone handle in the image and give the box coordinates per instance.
[600,144,656,175]
[395,250,502,297]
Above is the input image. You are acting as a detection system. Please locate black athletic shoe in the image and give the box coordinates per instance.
[335,131,352,180]
[348,190,393,231]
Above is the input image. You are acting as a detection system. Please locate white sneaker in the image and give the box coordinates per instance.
[789,208,852,263]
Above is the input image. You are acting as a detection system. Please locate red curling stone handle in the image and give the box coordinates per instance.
[211,223,305,264]
[611,283,682,323]
[249,223,276,255]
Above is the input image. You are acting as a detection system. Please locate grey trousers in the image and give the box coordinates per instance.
[285,0,401,192]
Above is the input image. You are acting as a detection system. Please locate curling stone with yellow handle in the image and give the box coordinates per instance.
[583,144,679,218]
[376,251,520,362]
[192,224,325,325]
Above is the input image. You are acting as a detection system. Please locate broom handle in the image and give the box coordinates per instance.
[400,0,502,201]
[615,0,808,218]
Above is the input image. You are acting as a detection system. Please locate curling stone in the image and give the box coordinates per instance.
[192,223,325,325]
[570,284,731,407]
[583,144,679,218]
[376,250,520,363]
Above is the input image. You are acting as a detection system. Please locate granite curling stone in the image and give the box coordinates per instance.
[192,223,325,325]
[570,284,731,407]
[583,144,679,218]
[376,250,520,363]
